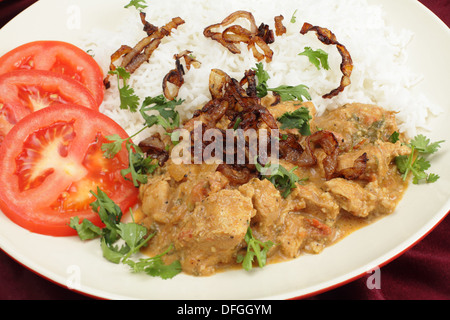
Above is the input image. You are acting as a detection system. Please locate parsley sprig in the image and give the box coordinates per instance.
[69,187,181,279]
[394,134,444,184]
[237,227,274,271]
[252,63,311,101]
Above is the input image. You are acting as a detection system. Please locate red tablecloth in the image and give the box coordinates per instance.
[0,0,449,300]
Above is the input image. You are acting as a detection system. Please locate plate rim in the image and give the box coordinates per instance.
[0,0,449,300]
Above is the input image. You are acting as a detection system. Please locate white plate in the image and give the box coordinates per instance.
[0,0,449,300]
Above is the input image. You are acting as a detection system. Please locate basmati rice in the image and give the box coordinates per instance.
[81,0,440,143]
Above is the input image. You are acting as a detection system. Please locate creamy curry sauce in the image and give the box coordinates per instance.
[135,100,410,276]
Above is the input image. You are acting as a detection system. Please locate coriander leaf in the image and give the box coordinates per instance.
[143,259,182,279]
[255,162,303,198]
[252,62,270,85]
[124,0,148,10]
[101,134,127,159]
[409,134,444,154]
[290,9,298,23]
[426,173,440,183]
[69,216,102,241]
[268,84,311,102]
[117,222,150,253]
[72,188,182,279]
[299,46,330,70]
[140,95,183,130]
[101,237,130,264]
[251,63,270,98]
[237,227,274,271]
[89,187,122,244]
[277,107,312,136]
[394,155,409,174]
[252,63,310,101]
[394,135,444,184]
[121,142,158,187]
[108,67,140,112]
[389,131,400,143]
[124,244,182,279]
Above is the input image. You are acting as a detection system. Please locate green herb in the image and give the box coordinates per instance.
[69,216,102,241]
[299,46,330,70]
[69,187,181,279]
[252,62,270,98]
[140,95,183,131]
[269,84,311,102]
[255,161,305,198]
[389,131,400,143]
[233,117,242,130]
[277,107,312,136]
[124,0,148,10]
[101,134,158,187]
[121,142,158,187]
[237,227,274,271]
[252,63,311,101]
[395,134,444,184]
[290,9,298,23]
[108,67,140,112]
[124,244,182,279]
[101,95,182,187]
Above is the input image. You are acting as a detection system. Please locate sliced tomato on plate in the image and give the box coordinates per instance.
[0,41,104,106]
[0,103,138,236]
[0,69,98,143]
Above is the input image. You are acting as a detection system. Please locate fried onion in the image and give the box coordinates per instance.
[104,12,185,87]
[274,15,287,36]
[204,10,274,62]
[162,51,201,101]
[300,22,353,99]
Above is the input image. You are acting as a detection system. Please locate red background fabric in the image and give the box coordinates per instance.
[0,0,448,300]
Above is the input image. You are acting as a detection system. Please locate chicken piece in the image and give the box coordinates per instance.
[238,178,282,237]
[337,140,410,181]
[324,178,377,218]
[290,183,340,225]
[139,175,171,224]
[277,214,335,258]
[175,189,255,276]
[314,103,400,151]
[277,214,308,258]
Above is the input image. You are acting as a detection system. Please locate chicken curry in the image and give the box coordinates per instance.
[135,77,410,276]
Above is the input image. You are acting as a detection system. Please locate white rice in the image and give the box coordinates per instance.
[82,0,440,143]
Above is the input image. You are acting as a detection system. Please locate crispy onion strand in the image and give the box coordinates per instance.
[300,22,353,99]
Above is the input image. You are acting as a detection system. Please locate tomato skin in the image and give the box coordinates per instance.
[0,104,139,236]
[0,41,104,106]
[0,69,98,142]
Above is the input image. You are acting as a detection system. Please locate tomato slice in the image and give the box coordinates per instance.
[0,41,104,106]
[0,103,138,236]
[0,70,98,143]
